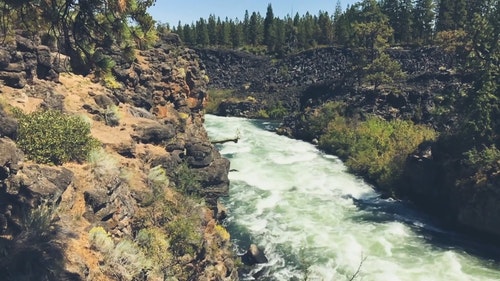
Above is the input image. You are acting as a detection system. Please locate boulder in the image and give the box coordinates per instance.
[197,158,230,194]
[0,114,18,139]
[16,36,36,52]
[6,164,73,205]
[0,71,26,88]
[185,141,214,168]
[94,94,117,109]
[241,244,268,266]
[0,138,23,180]
[84,189,109,213]
[36,45,59,82]
[457,185,500,236]
[0,49,10,68]
[133,123,176,144]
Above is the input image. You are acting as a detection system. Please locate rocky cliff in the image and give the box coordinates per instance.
[0,33,237,280]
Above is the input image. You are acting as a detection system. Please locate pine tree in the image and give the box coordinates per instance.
[317,11,333,45]
[453,0,467,29]
[207,15,217,45]
[460,1,499,143]
[249,12,262,45]
[217,18,231,46]
[1,0,158,74]
[243,10,250,45]
[175,21,184,42]
[334,0,343,22]
[196,18,209,46]
[230,19,242,48]
[413,0,435,45]
[399,0,413,44]
[351,0,405,89]
[264,4,275,50]
[437,0,467,32]
[183,24,195,45]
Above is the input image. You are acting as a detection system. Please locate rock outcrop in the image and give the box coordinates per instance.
[0,33,236,281]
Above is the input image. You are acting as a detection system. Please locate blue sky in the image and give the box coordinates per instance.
[148,0,359,26]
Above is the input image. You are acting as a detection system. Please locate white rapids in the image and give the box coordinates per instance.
[204,115,500,281]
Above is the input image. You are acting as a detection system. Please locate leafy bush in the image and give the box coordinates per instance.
[136,227,171,267]
[319,115,437,191]
[173,163,202,196]
[461,145,500,186]
[302,101,347,140]
[268,101,288,119]
[15,109,100,165]
[166,216,203,257]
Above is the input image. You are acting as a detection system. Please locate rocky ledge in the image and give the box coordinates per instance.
[0,33,237,280]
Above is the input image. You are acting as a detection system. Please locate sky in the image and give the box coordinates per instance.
[148,0,359,26]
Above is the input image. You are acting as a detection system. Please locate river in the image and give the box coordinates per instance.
[204,115,500,281]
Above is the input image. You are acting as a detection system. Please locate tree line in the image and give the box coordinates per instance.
[171,0,493,55]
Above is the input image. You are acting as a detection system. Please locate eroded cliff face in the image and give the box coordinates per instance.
[0,33,237,281]
[196,46,500,240]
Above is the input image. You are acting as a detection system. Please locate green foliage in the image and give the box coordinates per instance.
[318,111,437,191]
[15,109,100,165]
[136,227,170,264]
[302,101,347,140]
[268,101,288,119]
[460,145,500,188]
[205,89,234,114]
[166,216,203,257]
[363,52,406,89]
[89,226,114,253]
[256,109,270,119]
[173,163,202,196]
[22,204,55,243]
[0,0,157,74]
[88,227,152,281]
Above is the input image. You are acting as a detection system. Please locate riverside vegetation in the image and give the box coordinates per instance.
[197,0,500,239]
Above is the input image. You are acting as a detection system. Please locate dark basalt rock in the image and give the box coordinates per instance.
[241,244,268,266]
[185,141,214,168]
[133,123,176,144]
[6,164,74,206]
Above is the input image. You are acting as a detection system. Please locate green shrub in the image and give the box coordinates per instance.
[136,227,171,266]
[268,101,288,119]
[319,115,437,191]
[461,145,500,186]
[15,109,100,165]
[22,204,55,243]
[88,226,114,254]
[205,89,234,114]
[166,216,202,257]
[88,148,120,178]
[106,240,152,281]
[256,109,270,119]
[301,101,347,140]
[173,163,202,196]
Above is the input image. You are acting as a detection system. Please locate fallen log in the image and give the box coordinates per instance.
[211,137,239,144]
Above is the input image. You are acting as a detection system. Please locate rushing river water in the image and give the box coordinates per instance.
[204,115,500,281]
